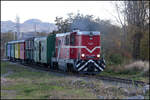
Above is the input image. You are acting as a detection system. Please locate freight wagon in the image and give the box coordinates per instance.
[10,41,16,60]
[18,40,26,62]
[6,42,11,59]
[15,41,19,59]
[6,41,16,60]
[34,34,56,66]
[25,37,35,63]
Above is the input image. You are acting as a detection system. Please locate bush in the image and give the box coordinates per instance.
[109,54,123,65]
[124,61,149,76]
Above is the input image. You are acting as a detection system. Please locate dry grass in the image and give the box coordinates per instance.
[101,60,149,83]
[124,61,149,72]
[107,60,149,75]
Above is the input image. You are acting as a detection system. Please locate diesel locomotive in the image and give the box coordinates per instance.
[5,30,106,74]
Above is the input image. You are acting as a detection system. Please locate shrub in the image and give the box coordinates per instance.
[124,61,149,76]
[104,60,149,76]
[109,54,123,65]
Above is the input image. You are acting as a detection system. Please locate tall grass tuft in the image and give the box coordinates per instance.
[124,61,149,76]
[104,60,149,76]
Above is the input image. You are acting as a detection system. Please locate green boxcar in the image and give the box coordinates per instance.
[34,37,40,63]
[34,34,56,64]
[25,37,35,62]
[47,34,56,63]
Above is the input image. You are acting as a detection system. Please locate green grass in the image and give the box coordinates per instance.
[1,61,96,99]
[102,59,149,83]
[2,78,95,99]
[1,61,10,75]
[2,82,66,99]
[1,60,149,99]
[100,67,149,83]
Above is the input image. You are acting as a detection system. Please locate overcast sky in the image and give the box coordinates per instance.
[1,1,120,24]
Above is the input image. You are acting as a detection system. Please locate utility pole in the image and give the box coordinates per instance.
[15,15,21,40]
[34,23,37,33]
[48,23,51,33]
[14,32,17,40]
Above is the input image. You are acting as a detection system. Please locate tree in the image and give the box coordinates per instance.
[1,32,14,58]
[55,17,71,33]
[123,1,149,60]
[114,1,149,60]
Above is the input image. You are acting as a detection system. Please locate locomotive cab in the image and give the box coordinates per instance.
[72,31,106,74]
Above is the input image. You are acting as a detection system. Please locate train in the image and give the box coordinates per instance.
[5,30,106,74]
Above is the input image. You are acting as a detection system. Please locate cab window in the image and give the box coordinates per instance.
[70,34,75,45]
[57,39,61,46]
[65,35,69,45]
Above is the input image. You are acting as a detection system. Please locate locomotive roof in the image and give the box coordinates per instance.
[56,31,100,37]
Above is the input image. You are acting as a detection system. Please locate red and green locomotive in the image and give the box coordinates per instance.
[6,30,106,74]
[52,30,105,74]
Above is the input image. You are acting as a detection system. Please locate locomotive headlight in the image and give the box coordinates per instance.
[81,54,85,57]
[97,54,100,58]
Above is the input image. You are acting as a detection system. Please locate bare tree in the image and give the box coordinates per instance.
[123,1,149,60]
[55,17,71,33]
[113,1,149,60]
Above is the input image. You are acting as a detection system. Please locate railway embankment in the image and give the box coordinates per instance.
[1,60,149,99]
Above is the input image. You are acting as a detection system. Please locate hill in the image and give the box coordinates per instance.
[1,19,57,33]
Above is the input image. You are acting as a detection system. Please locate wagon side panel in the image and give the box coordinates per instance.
[47,34,56,63]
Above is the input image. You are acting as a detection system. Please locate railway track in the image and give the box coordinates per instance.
[94,75,148,86]
[76,74,149,87]
[4,59,149,87]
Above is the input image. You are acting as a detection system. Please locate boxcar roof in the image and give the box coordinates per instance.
[18,40,25,42]
[35,36,47,38]
[25,37,35,41]
[7,40,18,44]
[56,31,100,37]
[34,36,47,41]
[7,39,26,44]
